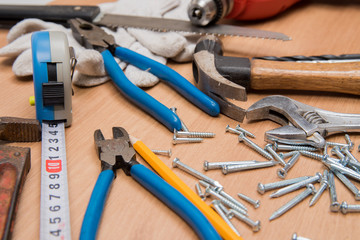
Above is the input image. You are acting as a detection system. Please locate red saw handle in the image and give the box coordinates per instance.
[227,0,301,20]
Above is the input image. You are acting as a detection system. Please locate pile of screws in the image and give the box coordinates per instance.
[170,123,360,236]
[172,157,261,235]
[226,125,360,218]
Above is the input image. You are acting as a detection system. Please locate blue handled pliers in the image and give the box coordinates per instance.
[80,127,221,240]
[69,18,220,132]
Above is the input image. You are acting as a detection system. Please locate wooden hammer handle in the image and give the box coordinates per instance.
[250,59,360,95]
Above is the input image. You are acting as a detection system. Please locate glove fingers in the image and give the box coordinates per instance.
[127,28,186,58]
[124,65,159,87]
[107,27,136,49]
[7,18,66,43]
[72,71,110,87]
[13,48,33,77]
[171,43,196,62]
[0,33,32,57]
[123,41,167,87]
[75,49,126,77]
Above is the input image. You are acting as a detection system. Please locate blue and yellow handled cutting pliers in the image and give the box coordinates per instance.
[69,18,220,132]
[80,127,221,240]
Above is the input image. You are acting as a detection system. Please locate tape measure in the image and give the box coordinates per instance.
[40,122,71,239]
[31,31,74,239]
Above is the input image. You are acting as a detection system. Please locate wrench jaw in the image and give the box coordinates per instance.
[246,95,343,149]
[265,125,326,148]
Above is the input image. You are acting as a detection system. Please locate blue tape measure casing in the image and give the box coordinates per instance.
[31,31,73,127]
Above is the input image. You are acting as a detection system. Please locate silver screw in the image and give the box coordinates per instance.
[265,144,286,166]
[238,133,273,160]
[230,209,261,232]
[172,135,203,145]
[195,183,206,200]
[340,201,360,214]
[205,187,248,216]
[328,171,340,212]
[151,149,172,157]
[174,129,215,138]
[172,158,223,190]
[326,141,350,149]
[222,161,277,175]
[237,193,260,208]
[331,146,346,159]
[235,124,256,138]
[292,233,311,240]
[277,152,301,179]
[218,202,234,219]
[211,200,241,236]
[341,147,360,165]
[279,151,299,159]
[199,180,247,212]
[170,107,189,132]
[270,172,322,198]
[344,134,354,150]
[203,160,258,171]
[299,150,324,160]
[225,125,243,135]
[269,184,315,221]
[333,171,360,200]
[309,170,329,207]
[273,142,317,152]
[257,176,311,194]
[323,158,360,182]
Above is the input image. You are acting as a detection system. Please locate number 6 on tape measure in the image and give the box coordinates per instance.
[31,31,74,240]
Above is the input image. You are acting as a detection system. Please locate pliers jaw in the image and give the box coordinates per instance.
[94,127,138,176]
[68,18,116,52]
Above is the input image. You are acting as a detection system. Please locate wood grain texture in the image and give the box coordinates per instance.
[251,59,360,95]
[0,0,359,240]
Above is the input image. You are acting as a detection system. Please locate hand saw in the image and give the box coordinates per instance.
[0,5,290,40]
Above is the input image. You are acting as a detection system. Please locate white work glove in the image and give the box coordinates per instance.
[0,0,197,88]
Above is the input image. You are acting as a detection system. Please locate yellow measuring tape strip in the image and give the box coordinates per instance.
[130,136,243,240]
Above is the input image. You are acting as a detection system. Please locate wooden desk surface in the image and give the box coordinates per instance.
[1,0,360,239]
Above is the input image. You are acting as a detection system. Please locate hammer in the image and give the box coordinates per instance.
[192,35,360,122]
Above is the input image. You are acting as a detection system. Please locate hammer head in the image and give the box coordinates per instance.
[192,35,251,122]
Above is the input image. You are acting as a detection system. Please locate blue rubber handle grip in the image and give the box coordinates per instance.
[114,46,220,117]
[130,164,221,240]
[80,169,115,240]
[102,50,182,131]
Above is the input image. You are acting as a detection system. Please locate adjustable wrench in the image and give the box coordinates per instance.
[246,95,360,148]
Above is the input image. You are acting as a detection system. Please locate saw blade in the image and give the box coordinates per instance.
[95,14,291,40]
